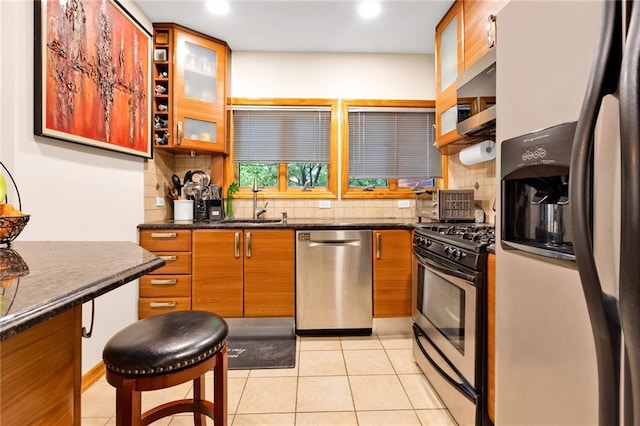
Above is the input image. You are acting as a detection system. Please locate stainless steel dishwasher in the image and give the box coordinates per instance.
[295,229,372,335]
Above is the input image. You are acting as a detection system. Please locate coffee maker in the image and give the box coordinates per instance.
[501,121,578,261]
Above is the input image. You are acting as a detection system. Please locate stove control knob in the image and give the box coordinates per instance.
[416,237,425,247]
[425,239,432,247]
[453,249,463,260]
[444,246,452,257]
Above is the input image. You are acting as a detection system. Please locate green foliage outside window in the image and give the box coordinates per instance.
[238,163,278,188]
[349,178,388,188]
[288,163,327,188]
[238,162,328,189]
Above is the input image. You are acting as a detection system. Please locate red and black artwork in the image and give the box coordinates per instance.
[35,0,152,158]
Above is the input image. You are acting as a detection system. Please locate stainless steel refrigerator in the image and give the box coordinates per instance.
[495,1,637,424]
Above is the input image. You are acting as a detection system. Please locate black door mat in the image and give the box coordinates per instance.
[226,336,296,370]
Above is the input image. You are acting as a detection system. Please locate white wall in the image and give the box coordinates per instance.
[0,0,152,374]
[232,51,435,99]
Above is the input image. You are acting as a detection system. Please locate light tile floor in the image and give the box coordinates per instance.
[81,334,458,425]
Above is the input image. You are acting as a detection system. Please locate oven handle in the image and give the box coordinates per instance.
[412,324,477,403]
[415,251,477,283]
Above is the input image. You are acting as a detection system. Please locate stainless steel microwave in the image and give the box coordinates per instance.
[456,48,496,137]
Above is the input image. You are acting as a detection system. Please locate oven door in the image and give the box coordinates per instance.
[411,247,479,388]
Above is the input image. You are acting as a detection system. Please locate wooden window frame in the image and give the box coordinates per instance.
[341,99,444,199]
[225,98,339,199]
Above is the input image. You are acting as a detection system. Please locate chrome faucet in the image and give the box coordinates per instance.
[252,178,268,219]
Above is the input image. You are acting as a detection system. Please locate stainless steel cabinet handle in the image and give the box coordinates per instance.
[159,255,177,261]
[246,232,252,258]
[234,232,240,258]
[150,279,177,285]
[149,301,177,308]
[177,121,183,145]
[376,233,381,259]
[487,15,496,48]
[151,232,177,239]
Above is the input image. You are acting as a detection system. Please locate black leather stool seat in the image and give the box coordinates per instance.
[103,311,228,377]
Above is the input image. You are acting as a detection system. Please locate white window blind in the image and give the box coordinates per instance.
[348,108,442,179]
[233,106,331,163]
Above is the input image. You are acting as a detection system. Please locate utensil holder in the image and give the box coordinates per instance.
[173,200,194,221]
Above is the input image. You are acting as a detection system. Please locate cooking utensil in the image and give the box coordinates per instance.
[190,170,210,189]
[171,174,182,197]
[168,187,179,200]
[183,181,202,199]
[183,170,193,183]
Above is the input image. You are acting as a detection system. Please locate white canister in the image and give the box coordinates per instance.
[173,200,194,221]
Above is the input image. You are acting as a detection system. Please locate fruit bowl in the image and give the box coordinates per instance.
[0,215,30,246]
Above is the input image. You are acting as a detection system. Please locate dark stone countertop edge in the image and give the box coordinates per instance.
[0,257,165,341]
[138,220,419,230]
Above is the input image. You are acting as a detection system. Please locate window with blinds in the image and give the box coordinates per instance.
[227,101,338,194]
[233,107,331,164]
[347,108,442,182]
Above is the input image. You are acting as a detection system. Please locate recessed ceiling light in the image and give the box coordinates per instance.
[358,1,381,19]
[206,0,230,15]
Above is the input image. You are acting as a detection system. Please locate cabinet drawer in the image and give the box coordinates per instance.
[150,252,191,274]
[140,230,192,252]
[138,297,191,319]
[139,275,191,297]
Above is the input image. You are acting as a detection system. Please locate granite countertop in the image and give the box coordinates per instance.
[0,241,164,340]
[138,217,423,230]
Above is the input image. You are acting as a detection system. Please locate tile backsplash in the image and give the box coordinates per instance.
[144,152,497,224]
[446,155,497,224]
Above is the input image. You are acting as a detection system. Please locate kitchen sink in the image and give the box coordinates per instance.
[220,218,283,224]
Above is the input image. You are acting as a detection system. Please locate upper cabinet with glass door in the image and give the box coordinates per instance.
[152,23,230,154]
[435,1,464,151]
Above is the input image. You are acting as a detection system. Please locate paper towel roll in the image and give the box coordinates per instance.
[459,140,496,165]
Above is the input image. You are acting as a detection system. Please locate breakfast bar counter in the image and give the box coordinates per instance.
[0,241,164,425]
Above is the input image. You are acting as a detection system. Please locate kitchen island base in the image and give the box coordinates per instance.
[1,306,82,425]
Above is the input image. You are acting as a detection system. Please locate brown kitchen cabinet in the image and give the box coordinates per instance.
[138,229,192,319]
[487,251,496,423]
[434,0,508,152]
[192,229,295,318]
[152,23,230,154]
[435,1,465,151]
[372,229,412,317]
[192,229,244,317]
[463,0,508,71]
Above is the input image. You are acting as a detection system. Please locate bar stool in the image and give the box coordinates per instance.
[102,310,228,425]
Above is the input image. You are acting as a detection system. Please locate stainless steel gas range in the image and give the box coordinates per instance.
[411,224,495,426]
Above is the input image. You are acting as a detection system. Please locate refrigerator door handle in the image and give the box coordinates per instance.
[570,1,623,425]
[618,1,640,423]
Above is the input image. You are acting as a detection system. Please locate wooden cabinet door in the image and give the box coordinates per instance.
[372,229,412,317]
[173,28,228,153]
[192,229,244,317]
[244,229,295,317]
[435,1,465,149]
[436,1,464,95]
[463,0,508,70]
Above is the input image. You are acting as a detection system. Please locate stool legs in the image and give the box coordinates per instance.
[107,346,228,426]
[115,379,142,426]
[214,347,228,425]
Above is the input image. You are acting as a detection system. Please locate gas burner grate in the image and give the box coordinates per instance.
[417,224,495,246]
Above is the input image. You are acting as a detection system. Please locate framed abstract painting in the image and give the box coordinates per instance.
[34,0,153,158]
